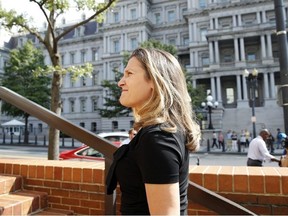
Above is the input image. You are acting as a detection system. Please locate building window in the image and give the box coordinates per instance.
[130,8,136,20]
[131,38,137,50]
[70,53,75,64]
[199,0,207,9]
[201,56,210,66]
[247,53,256,61]
[70,100,75,113]
[113,12,120,23]
[226,88,235,104]
[29,123,33,133]
[38,123,43,133]
[200,28,207,41]
[223,55,233,63]
[113,40,120,53]
[92,98,98,112]
[168,38,176,45]
[80,99,86,112]
[112,121,118,130]
[61,54,65,66]
[183,37,189,46]
[167,11,175,22]
[92,50,99,61]
[80,122,85,128]
[91,122,97,132]
[81,77,86,86]
[155,12,161,25]
[81,51,86,63]
[92,73,98,86]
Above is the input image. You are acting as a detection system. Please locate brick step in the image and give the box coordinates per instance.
[0,174,22,194]
[31,208,75,215]
[0,189,48,215]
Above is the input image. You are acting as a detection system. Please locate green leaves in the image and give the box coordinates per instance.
[2,41,51,117]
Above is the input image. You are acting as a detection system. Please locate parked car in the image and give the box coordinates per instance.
[59,131,128,161]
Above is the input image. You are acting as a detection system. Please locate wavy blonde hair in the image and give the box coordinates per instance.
[129,48,200,152]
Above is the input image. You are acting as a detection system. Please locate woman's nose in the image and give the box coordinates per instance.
[118,76,125,87]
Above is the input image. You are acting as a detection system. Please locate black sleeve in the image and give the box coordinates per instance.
[134,130,182,184]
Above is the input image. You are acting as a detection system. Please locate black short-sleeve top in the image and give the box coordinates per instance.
[106,124,189,215]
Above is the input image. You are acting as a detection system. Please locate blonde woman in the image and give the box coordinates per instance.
[106,48,200,215]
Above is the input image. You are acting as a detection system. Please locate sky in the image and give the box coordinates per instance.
[0,0,103,44]
[1,0,45,27]
[0,0,101,28]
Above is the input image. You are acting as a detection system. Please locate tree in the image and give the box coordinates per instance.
[0,0,117,159]
[2,41,51,144]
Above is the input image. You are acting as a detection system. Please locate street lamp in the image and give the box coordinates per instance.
[243,68,258,138]
[201,95,218,129]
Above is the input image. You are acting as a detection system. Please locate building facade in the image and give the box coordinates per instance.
[2,0,288,137]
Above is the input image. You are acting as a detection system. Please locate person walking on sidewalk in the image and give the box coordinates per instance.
[231,131,238,152]
[240,130,246,152]
[211,131,218,148]
[247,129,280,166]
[218,131,225,152]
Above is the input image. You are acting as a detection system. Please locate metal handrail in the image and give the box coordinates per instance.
[0,86,255,215]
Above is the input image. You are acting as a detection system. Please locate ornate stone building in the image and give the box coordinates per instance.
[3,0,288,137]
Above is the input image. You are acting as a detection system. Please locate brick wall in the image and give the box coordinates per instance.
[0,158,288,215]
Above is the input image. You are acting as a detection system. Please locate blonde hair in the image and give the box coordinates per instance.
[129,48,200,152]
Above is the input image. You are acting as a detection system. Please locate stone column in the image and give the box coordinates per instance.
[264,72,269,99]
[215,41,220,64]
[242,75,248,100]
[237,75,242,100]
[211,77,216,100]
[270,72,276,98]
[261,35,267,59]
[216,76,222,102]
[240,38,245,61]
[209,41,214,64]
[234,38,239,62]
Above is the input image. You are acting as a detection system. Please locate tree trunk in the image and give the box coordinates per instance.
[48,70,62,160]
[24,115,29,144]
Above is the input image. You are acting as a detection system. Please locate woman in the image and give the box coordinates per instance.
[106,48,200,215]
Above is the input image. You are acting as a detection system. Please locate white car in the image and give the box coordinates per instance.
[59,131,129,160]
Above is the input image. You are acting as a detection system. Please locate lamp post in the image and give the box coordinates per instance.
[201,95,218,129]
[243,68,258,138]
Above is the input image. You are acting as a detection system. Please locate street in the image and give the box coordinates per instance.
[0,144,281,167]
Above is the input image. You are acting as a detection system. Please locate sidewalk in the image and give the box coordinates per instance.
[197,144,284,156]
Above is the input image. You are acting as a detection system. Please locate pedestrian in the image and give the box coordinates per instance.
[231,131,238,152]
[226,130,232,151]
[266,134,275,154]
[276,128,286,149]
[247,129,280,166]
[245,129,251,147]
[218,131,225,152]
[279,138,288,167]
[120,128,137,146]
[211,131,218,148]
[240,130,246,152]
[106,48,201,215]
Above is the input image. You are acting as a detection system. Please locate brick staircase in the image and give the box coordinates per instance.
[0,174,74,215]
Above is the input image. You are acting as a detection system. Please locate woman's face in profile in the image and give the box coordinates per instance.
[118,57,154,111]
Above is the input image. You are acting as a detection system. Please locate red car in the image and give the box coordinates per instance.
[59,132,128,161]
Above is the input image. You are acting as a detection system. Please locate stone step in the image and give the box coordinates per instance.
[0,189,48,215]
[0,174,22,194]
[0,174,75,215]
[31,208,75,215]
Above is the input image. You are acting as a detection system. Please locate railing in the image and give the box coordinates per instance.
[0,86,255,215]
